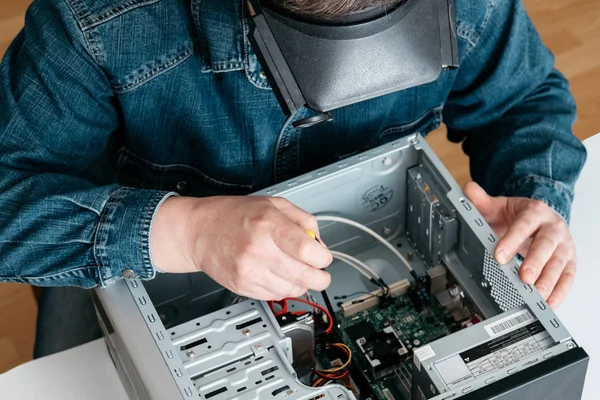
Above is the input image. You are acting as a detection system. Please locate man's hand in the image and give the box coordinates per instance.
[465,182,575,309]
[150,196,333,300]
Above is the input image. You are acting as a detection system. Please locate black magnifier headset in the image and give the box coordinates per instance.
[247,0,459,129]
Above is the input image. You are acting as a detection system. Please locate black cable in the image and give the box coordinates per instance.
[320,290,337,327]
[333,291,371,300]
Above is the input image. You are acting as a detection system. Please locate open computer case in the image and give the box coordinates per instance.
[92,134,589,400]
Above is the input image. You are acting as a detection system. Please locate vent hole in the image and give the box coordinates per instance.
[272,385,290,396]
[205,387,228,399]
[236,317,263,330]
[180,338,207,351]
[261,366,279,376]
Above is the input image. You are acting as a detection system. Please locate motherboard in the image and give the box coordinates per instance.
[334,279,478,400]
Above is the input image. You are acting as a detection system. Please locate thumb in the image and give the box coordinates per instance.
[464,181,505,221]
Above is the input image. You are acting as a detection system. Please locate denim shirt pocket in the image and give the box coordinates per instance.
[72,0,196,94]
[375,106,443,145]
[115,148,253,196]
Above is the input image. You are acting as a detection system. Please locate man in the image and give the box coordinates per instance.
[0,0,586,357]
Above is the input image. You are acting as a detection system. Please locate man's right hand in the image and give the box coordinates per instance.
[150,196,333,300]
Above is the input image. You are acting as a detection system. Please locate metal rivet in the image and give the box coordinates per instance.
[567,342,575,349]
[242,328,251,336]
[259,70,267,79]
[187,350,195,357]
[255,343,262,350]
[286,389,294,395]
[122,269,135,278]
[382,157,392,166]
[176,181,187,192]
[383,226,392,236]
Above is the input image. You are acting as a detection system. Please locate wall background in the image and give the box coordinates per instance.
[0,0,598,373]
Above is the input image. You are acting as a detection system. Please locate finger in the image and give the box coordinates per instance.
[270,197,321,237]
[532,250,569,299]
[546,262,576,309]
[463,181,507,224]
[519,229,560,284]
[258,271,309,300]
[235,285,285,301]
[494,213,540,264]
[272,220,333,269]
[271,254,332,292]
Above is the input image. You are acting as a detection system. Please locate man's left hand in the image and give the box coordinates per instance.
[465,182,576,309]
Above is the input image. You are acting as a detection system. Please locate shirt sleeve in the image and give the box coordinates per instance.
[443,0,587,223]
[0,0,176,288]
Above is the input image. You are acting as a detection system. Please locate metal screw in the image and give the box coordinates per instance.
[358,338,366,345]
[242,328,251,336]
[255,343,262,350]
[383,226,392,236]
[567,342,575,350]
[286,389,295,396]
[187,350,195,357]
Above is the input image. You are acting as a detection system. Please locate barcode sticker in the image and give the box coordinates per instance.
[484,309,535,337]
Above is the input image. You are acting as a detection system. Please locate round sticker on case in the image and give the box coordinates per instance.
[361,185,393,212]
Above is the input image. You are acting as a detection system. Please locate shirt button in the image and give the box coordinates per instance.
[122,269,135,279]
[176,181,187,192]
[259,70,266,79]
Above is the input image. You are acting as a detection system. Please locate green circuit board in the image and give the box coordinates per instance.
[335,293,456,400]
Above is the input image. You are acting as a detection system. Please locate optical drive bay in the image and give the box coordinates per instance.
[93,134,588,400]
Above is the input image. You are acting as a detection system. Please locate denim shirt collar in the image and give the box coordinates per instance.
[192,0,269,89]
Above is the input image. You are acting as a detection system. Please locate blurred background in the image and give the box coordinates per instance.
[0,0,598,373]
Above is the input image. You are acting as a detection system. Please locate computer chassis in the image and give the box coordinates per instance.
[93,134,589,400]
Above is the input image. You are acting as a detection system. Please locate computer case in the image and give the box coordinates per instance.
[93,134,588,399]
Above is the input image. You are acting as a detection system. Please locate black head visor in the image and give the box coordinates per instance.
[247,0,459,128]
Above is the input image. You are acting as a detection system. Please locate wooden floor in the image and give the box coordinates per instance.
[0,0,599,374]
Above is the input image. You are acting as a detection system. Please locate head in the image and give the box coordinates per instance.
[271,0,401,20]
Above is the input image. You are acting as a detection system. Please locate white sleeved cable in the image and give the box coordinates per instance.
[316,215,414,273]
[330,250,381,280]
[330,251,373,280]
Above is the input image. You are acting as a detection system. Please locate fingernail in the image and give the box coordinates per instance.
[521,267,535,284]
[496,248,508,264]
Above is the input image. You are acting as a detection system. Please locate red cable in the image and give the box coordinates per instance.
[267,300,289,316]
[284,297,333,334]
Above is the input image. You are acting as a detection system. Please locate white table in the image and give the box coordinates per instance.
[1,134,598,399]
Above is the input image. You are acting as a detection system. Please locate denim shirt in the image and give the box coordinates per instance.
[0,0,586,288]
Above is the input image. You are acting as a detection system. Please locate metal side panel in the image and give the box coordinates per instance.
[95,280,194,399]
